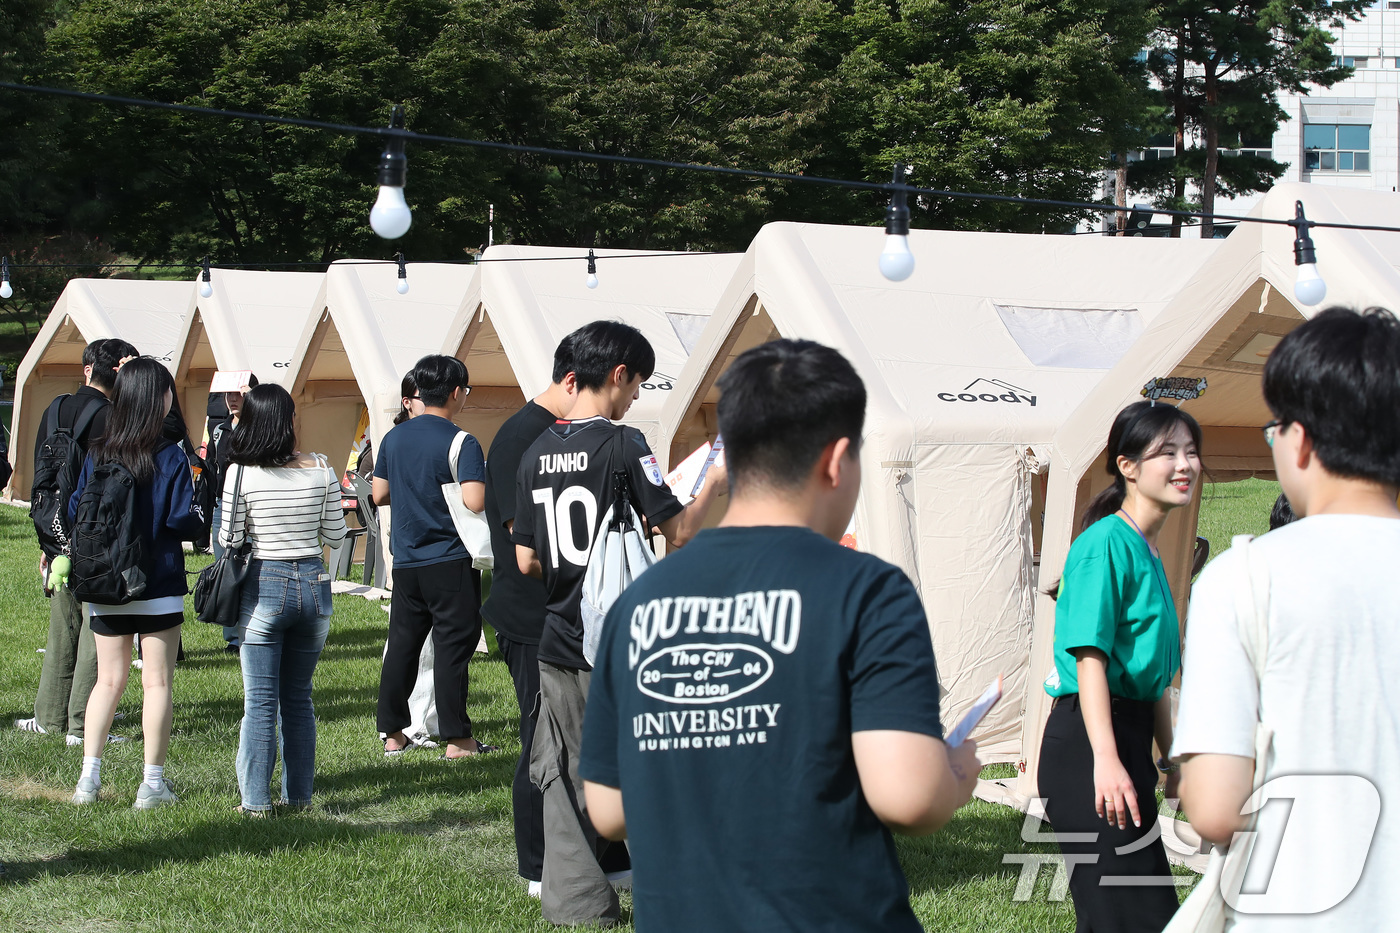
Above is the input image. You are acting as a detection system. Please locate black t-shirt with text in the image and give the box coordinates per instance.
[512,417,683,669]
[481,400,557,645]
[579,526,943,933]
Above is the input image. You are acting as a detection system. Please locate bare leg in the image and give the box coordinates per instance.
[138,627,180,767]
[84,633,134,759]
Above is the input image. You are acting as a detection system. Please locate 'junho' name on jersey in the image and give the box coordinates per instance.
[537,451,589,474]
[628,590,801,669]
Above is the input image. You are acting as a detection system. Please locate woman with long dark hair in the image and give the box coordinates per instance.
[220,384,346,814]
[70,357,205,809]
[1038,400,1202,932]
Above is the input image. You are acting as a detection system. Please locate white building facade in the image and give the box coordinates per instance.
[1097,2,1399,234]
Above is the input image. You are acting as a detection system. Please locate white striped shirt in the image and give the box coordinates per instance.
[217,458,348,560]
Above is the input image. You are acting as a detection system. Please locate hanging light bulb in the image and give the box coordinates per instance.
[199,257,213,299]
[585,249,599,289]
[879,163,915,282]
[369,106,412,240]
[1292,200,1326,307]
[0,257,12,300]
[395,252,410,295]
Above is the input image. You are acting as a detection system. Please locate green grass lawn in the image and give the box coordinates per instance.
[0,482,1278,931]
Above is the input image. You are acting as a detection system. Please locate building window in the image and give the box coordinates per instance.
[1333,56,1369,68]
[1304,124,1370,172]
[1221,133,1273,160]
[1142,132,1174,161]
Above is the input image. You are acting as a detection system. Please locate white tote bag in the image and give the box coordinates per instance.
[580,429,657,666]
[1163,534,1274,933]
[442,430,493,571]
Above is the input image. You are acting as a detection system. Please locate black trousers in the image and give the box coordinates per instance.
[377,557,482,740]
[497,632,545,882]
[1037,694,1179,933]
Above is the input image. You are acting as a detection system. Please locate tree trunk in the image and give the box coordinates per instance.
[1200,66,1219,240]
[1116,153,1128,235]
[1171,26,1187,238]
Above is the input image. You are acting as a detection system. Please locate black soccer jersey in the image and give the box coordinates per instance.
[513,416,684,669]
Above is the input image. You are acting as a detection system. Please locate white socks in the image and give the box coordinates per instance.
[81,756,102,786]
[143,763,164,791]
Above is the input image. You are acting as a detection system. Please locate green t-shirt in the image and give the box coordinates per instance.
[1045,514,1181,703]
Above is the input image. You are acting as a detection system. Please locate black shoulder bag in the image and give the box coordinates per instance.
[193,463,252,626]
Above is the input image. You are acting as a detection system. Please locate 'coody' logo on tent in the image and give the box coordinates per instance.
[938,378,1037,407]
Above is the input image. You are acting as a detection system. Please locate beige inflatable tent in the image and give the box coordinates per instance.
[171,269,328,454]
[10,278,195,497]
[659,222,1220,762]
[284,260,475,474]
[452,244,743,455]
[1015,182,1400,794]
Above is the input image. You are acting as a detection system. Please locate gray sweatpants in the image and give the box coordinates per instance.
[531,661,619,927]
[33,585,97,737]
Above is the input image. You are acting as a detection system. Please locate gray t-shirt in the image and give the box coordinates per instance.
[1173,516,1400,930]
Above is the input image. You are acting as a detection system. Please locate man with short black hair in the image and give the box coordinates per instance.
[373,354,493,759]
[580,339,980,932]
[1175,307,1400,930]
[514,320,726,926]
[483,334,576,896]
[17,337,138,744]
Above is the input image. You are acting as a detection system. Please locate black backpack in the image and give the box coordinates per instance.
[68,457,147,605]
[30,396,103,559]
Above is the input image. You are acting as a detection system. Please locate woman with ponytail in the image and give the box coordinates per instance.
[1037,400,1202,932]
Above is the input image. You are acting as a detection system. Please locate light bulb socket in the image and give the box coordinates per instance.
[587,249,597,276]
[201,257,211,284]
[377,105,408,189]
[1292,200,1317,267]
[884,164,911,237]
[1,256,9,284]
[396,252,408,280]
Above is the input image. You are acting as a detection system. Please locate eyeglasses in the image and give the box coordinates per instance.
[1262,419,1283,447]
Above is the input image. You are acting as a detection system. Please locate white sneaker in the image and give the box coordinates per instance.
[131,659,143,670]
[606,870,633,890]
[15,718,48,735]
[133,779,178,810]
[72,776,100,805]
[527,881,542,898]
[66,734,129,747]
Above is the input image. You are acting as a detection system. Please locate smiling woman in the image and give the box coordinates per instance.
[1035,400,1204,933]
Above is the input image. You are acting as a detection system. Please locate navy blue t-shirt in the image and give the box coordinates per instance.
[580,525,943,933]
[374,414,486,569]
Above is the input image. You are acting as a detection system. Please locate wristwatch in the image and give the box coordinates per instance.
[1156,756,1179,774]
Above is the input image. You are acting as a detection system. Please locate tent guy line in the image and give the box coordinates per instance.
[5,81,1400,238]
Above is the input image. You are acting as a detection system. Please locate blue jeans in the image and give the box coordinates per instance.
[211,503,238,647]
[236,557,332,811]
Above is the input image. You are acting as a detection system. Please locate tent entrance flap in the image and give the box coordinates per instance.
[913,443,1037,764]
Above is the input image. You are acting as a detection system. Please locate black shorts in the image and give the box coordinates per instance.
[89,611,184,637]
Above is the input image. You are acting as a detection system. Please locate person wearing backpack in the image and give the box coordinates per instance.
[16,337,136,745]
[67,357,205,809]
[512,321,725,926]
[218,384,346,815]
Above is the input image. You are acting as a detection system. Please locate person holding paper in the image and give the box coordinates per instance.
[578,339,979,933]
[1037,399,1202,933]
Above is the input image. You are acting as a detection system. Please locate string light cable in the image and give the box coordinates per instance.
[0,80,1392,297]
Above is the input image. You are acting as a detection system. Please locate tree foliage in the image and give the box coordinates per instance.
[1,0,1157,263]
[1136,0,1366,237]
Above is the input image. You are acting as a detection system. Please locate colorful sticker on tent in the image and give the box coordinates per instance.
[640,455,664,486]
[1141,376,1207,402]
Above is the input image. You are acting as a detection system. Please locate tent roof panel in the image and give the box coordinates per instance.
[329,261,475,378]
[480,246,742,423]
[198,270,324,381]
